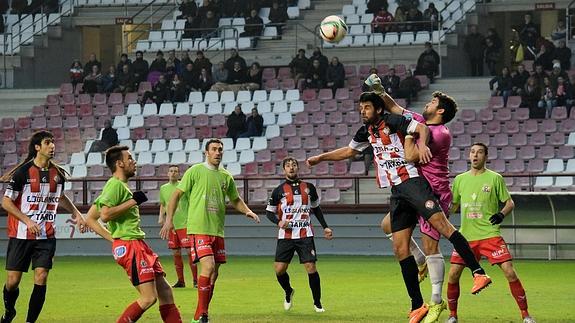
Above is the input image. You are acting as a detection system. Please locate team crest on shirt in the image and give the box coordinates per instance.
[425,200,435,210]
[140,260,148,267]
[198,239,204,245]
[220,181,228,192]
[114,246,127,258]
[383,127,390,135]
[482,185,491,193]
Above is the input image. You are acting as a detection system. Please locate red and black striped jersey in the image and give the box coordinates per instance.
[349,113,420,188]
[266,179,320,240]
[4,162,66,239]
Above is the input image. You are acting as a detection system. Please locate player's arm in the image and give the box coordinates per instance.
[59,193,87,231]
[158,203,165,225]
[489,175,515,225]
[230,197,260,223]
[99,199,137,223]
[382,92,406,115]
[2,196,41,235]
[160,188,183,239]
[84,204,113,242]
[403,136,419,163]
[312,206,333,240]
[412,122,432,164]
[306,147,360,167]
[365,73,404,115]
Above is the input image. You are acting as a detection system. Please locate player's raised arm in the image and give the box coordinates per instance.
[306,146,359,167]
[58,193,87,232]
[160,188,184,239]
[230,197,260,223]
[85,204,113,242]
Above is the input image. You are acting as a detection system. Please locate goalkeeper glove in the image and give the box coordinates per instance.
[364,73,385,96]
[132,191,148,205]
[489,212,504,225]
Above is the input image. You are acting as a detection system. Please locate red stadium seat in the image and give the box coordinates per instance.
[454,134,472,147]
[449,121,464,135]
[280,78,295,90]
[196,126,212,139]
[74,83,83,95]
[318,89,333,100]
[349,161,365,175]
[63,116,79,129]
[264,79,279,90]
[131,127,147,140]
[255,150,271,163]
[332,161,348,175]
[334,88,349,100]
[138,82,152,95]
[538,146,555,159]
[52,128,64,140]
[145,115,160,128]
[124,92,139,104]
[274,149,288,161]
[327,111,343,124]
[487,96,504,109]
[557,146,575,159]
[31,117,47,130]
[517,146,535,159]
[46,105,61,117]
[194,114,209,127]
[494,108,512,121]
[3,141,16,154]
[31,106,45,117]
[500,146,517,160]
[59,83,73,95]
[513,108,530,121]
[540,119,557,133]
[62,104,77,117]
[484,121,501,134]
[322,188,341,203]
[92,93,107,105]
[249,189,269,204]
[82,127,98,139]
[508,159,525,173]
[261,161,276,175]
[344,65,357,78]
[507,96,521,108]
[277,67,291,80]
[467,121,483,135]
[139,164,156,177]
[451,160,468,174]
[322,99,337,112]
[548,132,565,145]
[503,120,520,134]
[262,67,276,80]
[45,94,59,106]
[108,93,123,105]
[510,133,527,146]
[559,119,575,133]
[65,128,81,140]
[243,162,258,176]
[300,124,314,137]
[286,137,302,149]
[492,133,509,147]
[394,64,406,76]
[358,65,372,78]
[109,104,124,116]
[303,137,319,149]
[474,133,490,146]
[346,77,361,88]
[283,124,297,137]
[490,159,505,173]
[293,112,309,125]
[336,179,353,190]
[310,111,326,124]
[526,159,544,172]
[178,115,193,127]
[302,89,317,101]
[148,127,164,139]
[449,147,460,161]
[528,132,545,145]
[522,119,538,133]
[460,109,476,122]
[305,100,321,112]
[162,115,177,128]
[210,114,226,126]
[313,162,329,175]
[15,128,30,142]
[76,94,91,105]
[269,137,284,150]
[333,124,349,136]
[315,124,331,137]
[346,111,360,123]
[180,127,196,139]
[1,118,15,129]
[47,117,63,129]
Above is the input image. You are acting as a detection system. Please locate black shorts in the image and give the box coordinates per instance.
[390,177,443,233]
[5,238,57,272]
[275,237,317,264]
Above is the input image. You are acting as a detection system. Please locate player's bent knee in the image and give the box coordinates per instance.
[139,296,158,309]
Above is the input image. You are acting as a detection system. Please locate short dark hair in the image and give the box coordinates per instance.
[471,142,488,155]
[136,50,143,55]
[282,157,298,169]
[168,164,179,169]
[433,91,458,124]
[205,138,223,151]
[359,92,386,114]
[105,145,129,172]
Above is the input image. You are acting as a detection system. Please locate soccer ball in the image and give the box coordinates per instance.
[319,15,348,43]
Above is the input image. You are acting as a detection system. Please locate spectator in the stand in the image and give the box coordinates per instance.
[89,120,119,153]
[398,0,419,9]
[180,50,193,69]
[132,50,149,85]
[165,59,177,82]
[554,40,571,70]
[243,0,261,18]
[140,74,172,111]
[464,25,485,76]
[213,61,229,84]
[371,7,394,34]
[200,10,219,38]
[366,0,388,14]
[178,0,198,19]
[415,41,440,83]
[84,53,101,77]
[83,65,103,95]
[244,62,263,91]
[171,74,187,103]
[405,7,423,32]
[225,49,247,72]
[168,50,182,75]
[44,0,59,13]
[568,74,575,112]
[538,76,557,118]
[489,66,513,107]
[197,0,218,19]
[550,62,568,89]
[222,0,244,18]
[518,13,538,59]
[182,63,197,94]
[70,60,84,89]
[394,7,406,32]
[396,69,421,105]
[11,0,27,17]
[196,67,214,93]
[326,56,345,95]
[484,37,501,76]
[422,3,439,31]
[555,75,572,109]
[115,53,131,74]
[226,105,246,144]
[522,76,542,118]
[102,65,117,94]
[239,108,264,137]
[225,61,248,92]
[511,64,529,95]
[150,50,167,73]
[182,15,197,39]
[551,20,567,45]
[381,68,400,96]
[534,43,554,71]
[311,47,329,72]
[193,50,212,76]
[485,28,502,52]
[305,59,326,90]
[289,48,310,85]
[116,64,135,94]
[242,9,264,46]
[268,1,288,35]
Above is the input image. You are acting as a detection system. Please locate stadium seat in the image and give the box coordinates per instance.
[265,125,280,138]
[349,161,366,175]
[153,152,170,165]
[184,139,200,152]
[150,139,167,152]
[86,153,102,166]
[253,90,268,103]
[557,146,575,159]
[549,132,565,145]
[510,133,528,146]
[239,150,255,164]
[134,140,150,152]
[167,139,184,152]
[137,152,153,165]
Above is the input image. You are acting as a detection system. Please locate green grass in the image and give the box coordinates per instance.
[1,256,573,322]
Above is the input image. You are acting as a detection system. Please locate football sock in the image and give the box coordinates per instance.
[399,256,424,311]
[25,284,46,323]
[307,272,322,308]
[117,301,144,323]
[174,254,185,283]
[194,276,211,320]
[427,254,445,304]
[3,285,18,315]
[159,303,182,323]
[448,231,485,275]
[276,272,293,295]
[189,256,198,283]
[447,282,460,317]
[386,234,426,266]
[509,279,529,318]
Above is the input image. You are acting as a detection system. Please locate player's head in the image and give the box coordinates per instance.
[105,145,136,178]
[205,138,224,168]
[167,165,180,182]
[359,92,385,125]
[282,157,299,180]
[27,130,55,162]
[469,142,488,170]
[423,91,458,124]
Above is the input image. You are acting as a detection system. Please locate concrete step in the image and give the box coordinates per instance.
[409,77,491,111]
[0,88,55,117]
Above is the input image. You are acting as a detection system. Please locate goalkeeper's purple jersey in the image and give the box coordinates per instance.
[402,109,452,194]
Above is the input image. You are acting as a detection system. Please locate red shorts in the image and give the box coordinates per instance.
[112,239,164,286]
[168,228,191,249]
[418,190,452,241]
[189,234,226,264]
[450,236,513,265]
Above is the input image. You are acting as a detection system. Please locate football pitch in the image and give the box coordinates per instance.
[0,256,573,322]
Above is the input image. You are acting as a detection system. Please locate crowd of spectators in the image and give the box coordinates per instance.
[367,0,440,34]
[226,104,264,142]
[288,48,346,95]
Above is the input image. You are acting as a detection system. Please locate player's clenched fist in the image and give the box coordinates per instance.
[306,156,321,167]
